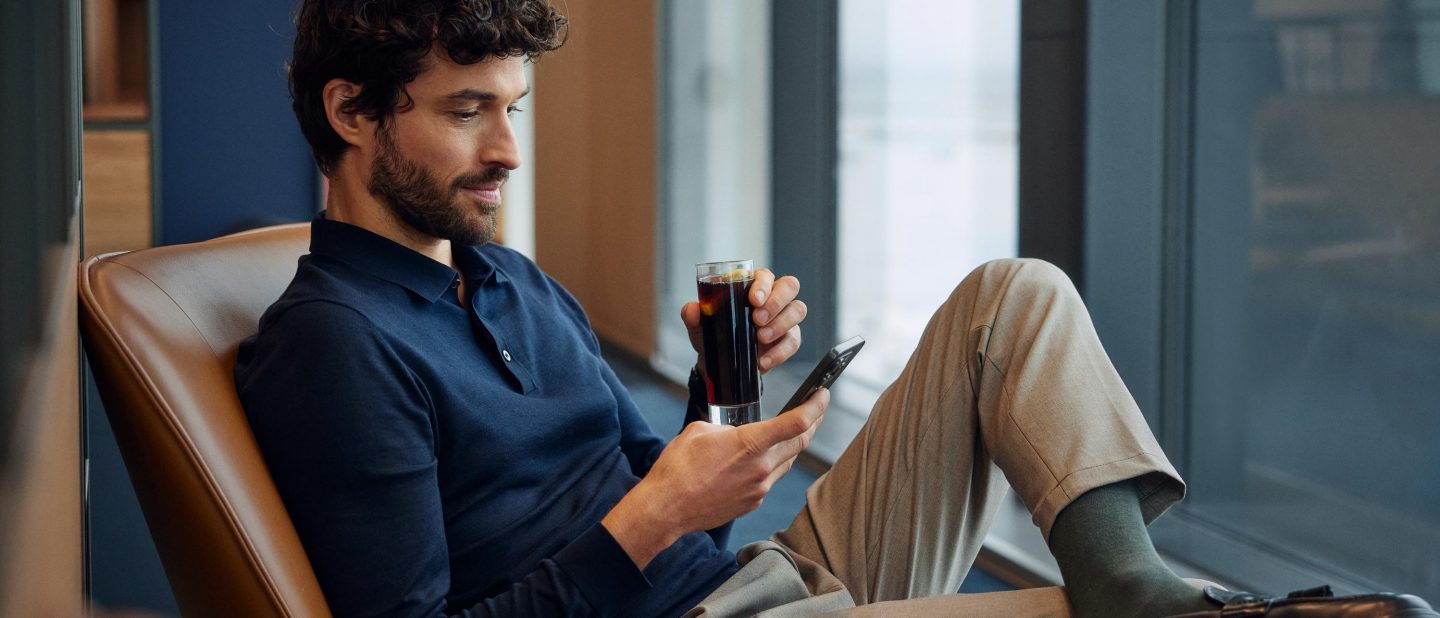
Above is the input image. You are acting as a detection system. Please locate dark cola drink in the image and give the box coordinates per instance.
[696,261,762,426]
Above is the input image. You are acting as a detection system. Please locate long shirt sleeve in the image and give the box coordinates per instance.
[235,219,738,618]
[238,302,651,617]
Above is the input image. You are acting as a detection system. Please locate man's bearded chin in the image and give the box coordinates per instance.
[367,130,505,247]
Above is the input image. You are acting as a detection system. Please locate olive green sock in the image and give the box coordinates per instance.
[1046,480,1213,618]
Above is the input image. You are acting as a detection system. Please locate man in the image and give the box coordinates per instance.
[236,1,1437,617]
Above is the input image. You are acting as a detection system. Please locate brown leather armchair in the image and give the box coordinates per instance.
[78,223,331,617]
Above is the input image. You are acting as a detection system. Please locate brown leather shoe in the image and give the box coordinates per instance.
[1163,585,1439,617]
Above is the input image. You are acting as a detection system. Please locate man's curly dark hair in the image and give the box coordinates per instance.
[290,0,567,176]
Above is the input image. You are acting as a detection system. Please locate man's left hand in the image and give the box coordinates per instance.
[681,269,805,374]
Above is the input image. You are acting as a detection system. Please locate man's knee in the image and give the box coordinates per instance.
[939,258,1079,325]
[972,258,1078,302]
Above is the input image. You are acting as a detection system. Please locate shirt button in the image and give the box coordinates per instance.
[501,349,513,362]
[449,279,459,289]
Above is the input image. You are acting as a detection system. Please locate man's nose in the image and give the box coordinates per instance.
[482,117,521,171]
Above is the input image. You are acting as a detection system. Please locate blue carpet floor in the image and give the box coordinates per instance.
[603,349,1015,595]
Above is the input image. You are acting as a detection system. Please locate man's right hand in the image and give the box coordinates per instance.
[601,388,830,569]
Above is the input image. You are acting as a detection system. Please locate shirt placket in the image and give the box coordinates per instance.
[469,277,537,394]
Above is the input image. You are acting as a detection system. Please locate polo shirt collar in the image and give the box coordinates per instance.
[455,242,507,286]
[310,211,481,303]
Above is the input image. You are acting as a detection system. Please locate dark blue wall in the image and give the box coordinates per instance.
[158,0,316,243]
[89,1,314,613]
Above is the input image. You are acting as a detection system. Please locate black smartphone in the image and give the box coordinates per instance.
[779,336,865,414]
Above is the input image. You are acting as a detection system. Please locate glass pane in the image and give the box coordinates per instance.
[655,0,771,381]
[1184,0,1440,597]
[836,0,1019,404]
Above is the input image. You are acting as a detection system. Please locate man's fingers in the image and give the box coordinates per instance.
[680,301,702,328]
[754,276,799,326]
[757,299,806,345]
[746,412,809,450]
[680,302,705,355]
[765,401,827,469]
[758,327,801,372]
[742,387,828,449]
[749,268,775,309]
[764,456,796,488]
[768,420,814,468]
[742,389,828,495]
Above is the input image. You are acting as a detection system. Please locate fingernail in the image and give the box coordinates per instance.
[755,290,766,304]
[759,356,772,369]
[753,309,769,323]
[758,327,772,342]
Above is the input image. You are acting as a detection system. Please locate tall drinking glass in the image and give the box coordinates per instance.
[695,260,762,425]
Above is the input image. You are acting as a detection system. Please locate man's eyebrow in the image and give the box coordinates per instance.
[442,87,531,104]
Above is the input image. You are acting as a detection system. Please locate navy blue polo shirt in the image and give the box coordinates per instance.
[235,214,738,617]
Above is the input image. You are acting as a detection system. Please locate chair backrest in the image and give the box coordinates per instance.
[78,223,332,617]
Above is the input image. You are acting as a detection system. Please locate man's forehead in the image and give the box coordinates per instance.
[413,51,528,98]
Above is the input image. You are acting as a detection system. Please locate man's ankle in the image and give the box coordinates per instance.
[1072,568,1208,618]
[1049,480,1210,618]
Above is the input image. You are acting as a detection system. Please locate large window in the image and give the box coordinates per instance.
[832,0,1020,422]
[1177,0,1440,597]
[656,0,1440,598]
[656,0,1019,458]
[656,0,1020,459]
[655,1,771,382]
[1085,0,1440,599]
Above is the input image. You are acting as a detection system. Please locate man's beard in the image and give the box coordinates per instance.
[367,125,507,246]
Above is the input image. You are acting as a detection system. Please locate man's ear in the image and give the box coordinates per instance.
[322,79,370,148]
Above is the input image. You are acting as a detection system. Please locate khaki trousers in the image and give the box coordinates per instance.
[685,258,1186,617]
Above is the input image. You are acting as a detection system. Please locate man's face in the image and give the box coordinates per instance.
[367,53,528,246]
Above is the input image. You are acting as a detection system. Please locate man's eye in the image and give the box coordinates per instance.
[506,106,524,117]
[453,110,479,122]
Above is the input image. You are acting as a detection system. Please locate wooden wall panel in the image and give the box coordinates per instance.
[533,0,656,358]
[83,0,120,103]
[82,0,149,121]
[83,129,152,257]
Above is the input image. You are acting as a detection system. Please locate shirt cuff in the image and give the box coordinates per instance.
[551,522,652,616]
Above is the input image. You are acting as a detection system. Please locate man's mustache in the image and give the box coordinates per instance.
[454,166,509,189]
